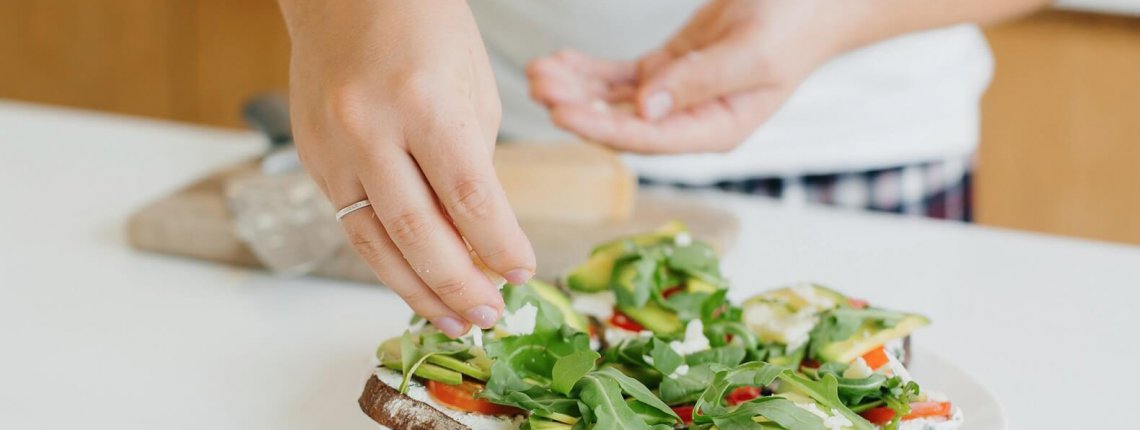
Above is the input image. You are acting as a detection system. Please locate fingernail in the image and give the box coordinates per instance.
[644,91,673,120]
[465,305,500,329]
[431,317,467,338]
[504,268,533,285]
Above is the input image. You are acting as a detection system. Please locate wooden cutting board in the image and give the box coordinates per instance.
[127,144,739,284]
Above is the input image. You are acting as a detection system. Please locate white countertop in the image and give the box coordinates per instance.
[2,100,1138,429]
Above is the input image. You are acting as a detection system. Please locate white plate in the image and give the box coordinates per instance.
[908,348,1006,430]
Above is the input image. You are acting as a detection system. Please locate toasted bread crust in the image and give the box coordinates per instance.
[358,375,469,430]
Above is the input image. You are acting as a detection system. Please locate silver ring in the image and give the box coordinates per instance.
[335,199,372,221]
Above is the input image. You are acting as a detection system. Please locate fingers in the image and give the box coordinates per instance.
[527,50,637,107]
[636,37,767,121]
[551,90,771,154]
[355,146,506,330]
[407,109,537,288]
[333,185,471,338]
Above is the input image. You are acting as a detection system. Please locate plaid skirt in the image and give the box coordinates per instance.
[643,157,973,222]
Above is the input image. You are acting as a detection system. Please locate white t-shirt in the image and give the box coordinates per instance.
[470,1,993,184]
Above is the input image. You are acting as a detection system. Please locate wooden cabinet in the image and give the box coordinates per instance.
[978,11,1140,245]
[0,0,288,127]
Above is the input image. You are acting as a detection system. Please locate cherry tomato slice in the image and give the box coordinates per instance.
[726,386,762,406]
[860,402,953,425]
[848,298,869,309]
[609,307,646,332]
[427,380,523,416]
[672,404,695,424]
[662,285,685,298]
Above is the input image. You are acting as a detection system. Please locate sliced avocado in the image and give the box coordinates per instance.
[589,220,688,257]
[529,418,575,430]
[741,298,811,346]
[816,314,930,363]
[525,279,589,332]
[566,221,688,293]
[380,359,463,385]
[618,301,682,334]
[426,354,490,381]
[565,255,614,292]
[534,411,579,425]
[756,284,847,313]
[377,337,466,385]
[685,277,720,294]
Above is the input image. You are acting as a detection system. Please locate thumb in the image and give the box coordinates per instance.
[637,41,763,121]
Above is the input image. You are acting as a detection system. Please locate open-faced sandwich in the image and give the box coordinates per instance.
[359,223,963,430]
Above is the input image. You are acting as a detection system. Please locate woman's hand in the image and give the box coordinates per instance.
[531,0,1049,154]
[280,0,534,337]
[529,0,858,153]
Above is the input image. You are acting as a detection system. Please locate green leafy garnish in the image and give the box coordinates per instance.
[552,349,601,395]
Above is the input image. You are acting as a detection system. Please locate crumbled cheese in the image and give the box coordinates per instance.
[501,303,538,336]
[668,364,690,379]
[674,232,692,247]
[669,320,711,356]
[466,326,484,349]
[744,305,818,351]
[883,349,914,383]
[604,328,653,347]
[795,402,853,430]
[790,283,836,310]
[571,291,616,319]
[844,357,874,379]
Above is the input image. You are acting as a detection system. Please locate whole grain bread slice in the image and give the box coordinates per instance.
[358,375,470,430]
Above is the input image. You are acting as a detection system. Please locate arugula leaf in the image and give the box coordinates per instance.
[552,350,601,395]
[693,362,785,419]
[648,338,683,376]
[577,373,653,430]
[499,389,582,417]
[777,372,876,430]
[665,241,722,282]
[880,379,921,430]
[627,399,680,427]
[808,308,906,359]
[502,283,565,336]
[611,256,658,308]
[685,344,747,368]
[594,367,679,420]
[659,362,716,405]
[705,321,759,351]
[661,291,711,322]
[710,397,826,430]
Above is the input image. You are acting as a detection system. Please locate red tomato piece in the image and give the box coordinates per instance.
[427,380,523,416]
[609,307,646,332]
[672,404,695,424]
[848,298,869,309]
[860,402,953,425]
[726,386,762,406]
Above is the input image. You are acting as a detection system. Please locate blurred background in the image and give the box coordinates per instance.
[1,1,1138,245]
